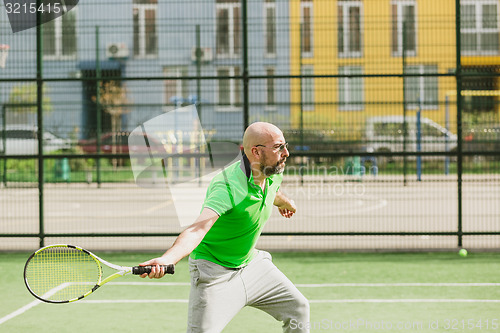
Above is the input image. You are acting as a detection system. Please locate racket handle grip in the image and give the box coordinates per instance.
[132,264,175,275]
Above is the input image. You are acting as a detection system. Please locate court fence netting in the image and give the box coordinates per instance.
[0,0,499,251]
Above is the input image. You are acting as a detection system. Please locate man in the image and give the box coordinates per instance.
[140,122,310,332]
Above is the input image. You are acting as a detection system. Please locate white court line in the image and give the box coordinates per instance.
[106,282,500,288]
[3,282,499,325]
[295,283,500,287]
[78,299,500,304]
[0,283,70,325]
[108,282,190,286]
[143,200,173,215]
[310,299,500,303]
[81,299,189,304]
[0,300,41,325]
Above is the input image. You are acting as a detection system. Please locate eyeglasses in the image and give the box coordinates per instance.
[255,142,288,152]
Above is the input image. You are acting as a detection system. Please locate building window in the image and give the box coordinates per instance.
[404,65,438,110]
[301,0,313,57]
[338,1,363,57]
[391,0,416,56]
[216,0,241,57]
[301,65,314,111]
[266,67,276,110]
[461,1,499,55]
[217,67,241,110]
[339,66,364,111]
[265,0,276,56]
[43,10,76,59]
[133,0,158,58]
[164,67,189,111]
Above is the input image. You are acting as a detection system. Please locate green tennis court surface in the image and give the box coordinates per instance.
[2,252,500,332]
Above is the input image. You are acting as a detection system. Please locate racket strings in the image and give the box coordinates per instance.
[25,246,101,302]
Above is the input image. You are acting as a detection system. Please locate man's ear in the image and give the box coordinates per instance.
[251,146,261,158]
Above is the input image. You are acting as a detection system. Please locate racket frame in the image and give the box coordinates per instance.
[24,244,133,304]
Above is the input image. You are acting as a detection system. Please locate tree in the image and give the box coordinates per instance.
[7,83,53,124]
[93,81,131,168]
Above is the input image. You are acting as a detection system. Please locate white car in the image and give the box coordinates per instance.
[0,125,71,155]
[365,116,457,153]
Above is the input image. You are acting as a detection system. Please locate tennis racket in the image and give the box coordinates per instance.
[24,244,174,304]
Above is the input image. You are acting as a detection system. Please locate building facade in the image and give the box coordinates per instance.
[289,0,499,141]
[0,0,291,142]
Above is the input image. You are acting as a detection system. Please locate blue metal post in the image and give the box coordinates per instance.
[445,95,450,175]
[416,103,422,181]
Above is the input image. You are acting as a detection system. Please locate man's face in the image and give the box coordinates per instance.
[258,135,289,177]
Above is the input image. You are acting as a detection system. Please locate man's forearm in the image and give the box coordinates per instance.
[274,189,291,207]
[160,208,218,264]
[160,227,205,264]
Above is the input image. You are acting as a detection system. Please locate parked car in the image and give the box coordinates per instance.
[365,116,457,153]
[0,125,71,155]
[78,132,131,154]
[78,132,164,155]
[463,125,500,159]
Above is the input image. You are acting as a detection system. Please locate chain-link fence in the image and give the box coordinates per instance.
[0,0,499,251]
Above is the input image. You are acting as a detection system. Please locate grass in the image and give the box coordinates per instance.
[1,251,500,332]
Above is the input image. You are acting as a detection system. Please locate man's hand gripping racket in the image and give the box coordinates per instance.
[139,257,175,279]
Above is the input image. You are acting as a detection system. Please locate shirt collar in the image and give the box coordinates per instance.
[241,153,252,179]
[240,153,274,186]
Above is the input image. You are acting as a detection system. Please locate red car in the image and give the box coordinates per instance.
[78,132,164,155]
[78,132,130,154]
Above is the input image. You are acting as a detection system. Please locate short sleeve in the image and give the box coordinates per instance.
[202,178,235,216]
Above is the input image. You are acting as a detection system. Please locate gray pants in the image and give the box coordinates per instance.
[187,250,310,333]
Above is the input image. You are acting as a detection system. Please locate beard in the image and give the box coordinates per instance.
[260,156,287,177]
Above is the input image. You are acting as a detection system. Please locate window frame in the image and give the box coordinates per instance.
[133,1,158,58]
[338,0,363,58]
[264,0,277,57]
[216,66,242,112]
[163,66,189,112]
[301,65,315,111]
[216,1,241,58]
[300,0,314,58]
[404,65,439,110]
[461,0,500,55]
[338,66,365,111]
[391,0,417,57]
[265,67,277,111]
[42,8,77,60]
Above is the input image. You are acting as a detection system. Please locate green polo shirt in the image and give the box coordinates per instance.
[190,155,283,268]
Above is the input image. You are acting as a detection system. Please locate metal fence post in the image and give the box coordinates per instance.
[36,0,45,248]
[242,0,249,130]
[402,20,408,186]
[299,22,304,186]
[1,105,6,187]
[455,0,463,248]
[445,95,450,175]
[195,25,202,185]
[416,101,422,181]
[96,26,102,187]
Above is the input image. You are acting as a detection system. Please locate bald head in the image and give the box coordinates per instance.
[242,122,283,155]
